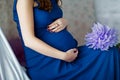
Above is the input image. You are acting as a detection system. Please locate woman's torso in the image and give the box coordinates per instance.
[13,0,78,52]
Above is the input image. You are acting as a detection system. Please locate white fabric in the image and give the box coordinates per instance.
[0,27,30,80]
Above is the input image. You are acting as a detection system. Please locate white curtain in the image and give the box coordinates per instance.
[0,27,30,80]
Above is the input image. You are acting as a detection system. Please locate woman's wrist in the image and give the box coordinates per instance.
[55,51,66,60]
[64,18,68,28]
[60,18,68,28]
[59,52,66,60]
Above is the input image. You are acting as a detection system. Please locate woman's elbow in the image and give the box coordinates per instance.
[23,36,36,48]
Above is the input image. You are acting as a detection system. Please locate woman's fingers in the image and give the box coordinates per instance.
[48,20,59,27]
[51,26,60,32]
[48,23,58,30]
[48,24,64,32]
[67,48,78,54]
[48,18,67,32]
[73,48,78,53]
[51,25,63,32]
[65,48,78,62]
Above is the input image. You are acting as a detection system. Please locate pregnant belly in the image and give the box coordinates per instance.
[37,29,78,51]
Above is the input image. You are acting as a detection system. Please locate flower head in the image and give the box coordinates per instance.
[85,22,118,51]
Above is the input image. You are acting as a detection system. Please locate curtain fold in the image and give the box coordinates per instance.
[0,27,30,80]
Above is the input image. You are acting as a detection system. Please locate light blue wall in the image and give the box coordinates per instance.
[94,0,120,42]
[62,0,95,45]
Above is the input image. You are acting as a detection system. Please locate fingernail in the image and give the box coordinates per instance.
[47,26,49,28]
[74,51,76,53]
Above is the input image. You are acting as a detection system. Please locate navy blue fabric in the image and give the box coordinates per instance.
[13,0,120,80]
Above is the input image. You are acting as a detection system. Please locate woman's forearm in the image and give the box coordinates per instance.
[24,36,65,60]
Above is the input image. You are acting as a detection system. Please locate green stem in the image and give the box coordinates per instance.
[116,43,120,48]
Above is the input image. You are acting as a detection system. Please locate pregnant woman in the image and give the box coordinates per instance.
[13,0,120,80]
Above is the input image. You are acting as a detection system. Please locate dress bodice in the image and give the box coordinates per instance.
[33,0,63,29]
[13,0,77,52]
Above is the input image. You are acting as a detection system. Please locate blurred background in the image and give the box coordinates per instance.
[0,0,120,45]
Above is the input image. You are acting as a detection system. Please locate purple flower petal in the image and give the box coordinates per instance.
[85,22,118,51]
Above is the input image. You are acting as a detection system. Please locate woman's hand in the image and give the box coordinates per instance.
[63,48,78,62]
[48,18,68,32]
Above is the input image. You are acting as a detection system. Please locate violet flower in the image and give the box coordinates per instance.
[85,22,118,51]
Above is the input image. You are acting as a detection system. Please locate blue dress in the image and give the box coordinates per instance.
[13,0,120,80]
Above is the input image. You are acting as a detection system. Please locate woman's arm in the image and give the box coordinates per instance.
[17,0,78,62]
